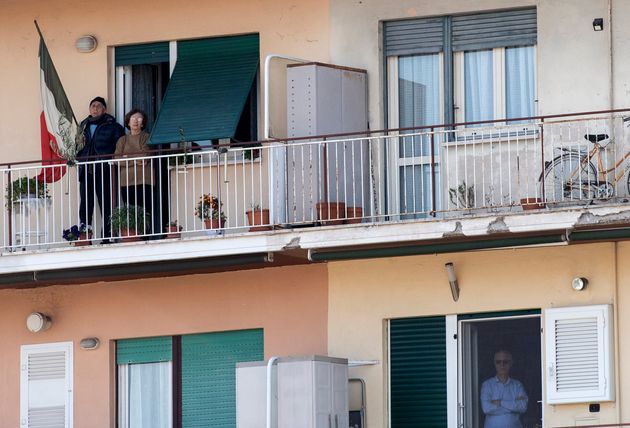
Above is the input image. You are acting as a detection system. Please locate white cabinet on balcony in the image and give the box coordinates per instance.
[282,63,369,225]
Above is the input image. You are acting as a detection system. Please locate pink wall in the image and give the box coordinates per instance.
[0,264,328,427]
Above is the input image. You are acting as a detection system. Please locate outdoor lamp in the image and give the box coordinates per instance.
[572,277,588,291]
[75,35,98,53]
[592,18,604,31]
[26,312,52,333]
[445,262,460,301]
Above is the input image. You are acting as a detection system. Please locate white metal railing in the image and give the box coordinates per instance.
[2,110,630,253]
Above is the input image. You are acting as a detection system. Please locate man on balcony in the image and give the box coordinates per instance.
[77,97,124,241]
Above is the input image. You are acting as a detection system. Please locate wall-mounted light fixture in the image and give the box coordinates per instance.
[445,262,460,301]
[75,35,98,53]
[572,277,589,291]
[79,337,100,350]
[26,312,52,333]
[592,18,604,31]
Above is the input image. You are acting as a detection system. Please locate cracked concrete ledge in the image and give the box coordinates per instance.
[2,203,630,275]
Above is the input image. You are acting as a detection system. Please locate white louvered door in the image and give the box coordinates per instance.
[20,342,73,428]
[544,305,613,404]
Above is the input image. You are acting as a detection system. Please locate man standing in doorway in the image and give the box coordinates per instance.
[77,96,124,241]
[480,349,528,428]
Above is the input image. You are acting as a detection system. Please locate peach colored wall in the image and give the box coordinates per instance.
[328,243,624,428]
[0,0,330,162]
[0,264,328,428]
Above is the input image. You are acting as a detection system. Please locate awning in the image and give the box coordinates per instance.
[149,33,259,144]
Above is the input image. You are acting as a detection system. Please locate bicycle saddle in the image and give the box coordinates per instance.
[584,133,609,143]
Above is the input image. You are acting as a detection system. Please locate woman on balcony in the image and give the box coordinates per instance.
[114,109,154,226]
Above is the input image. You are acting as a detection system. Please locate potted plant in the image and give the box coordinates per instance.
[316,201,346,225]
[62,223,92,246]
[110,205,147,242]
[6,176,49,206]
[245,204,271,231]
[448,181,475,209]
[195,194,226,230]
[345,206,363,224]
[164,220,182,238]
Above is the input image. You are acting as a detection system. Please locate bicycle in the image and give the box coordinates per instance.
[541,126,630,202]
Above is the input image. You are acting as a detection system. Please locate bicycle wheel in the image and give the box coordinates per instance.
[542,153,597,202]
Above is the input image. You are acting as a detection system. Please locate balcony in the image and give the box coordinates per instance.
[2,109,630,267]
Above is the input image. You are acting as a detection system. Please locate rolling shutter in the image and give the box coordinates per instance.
[20,342,73,428]
[115,42,170,66]
[545,304,614,404]
[384,18,446,57]
[390,316,446,428]
[149,34,259,144]
[452,8,537,51]
[116,336,173,364]
[181,329,264,428]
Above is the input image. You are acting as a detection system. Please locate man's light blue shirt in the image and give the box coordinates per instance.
[480,376,528,428]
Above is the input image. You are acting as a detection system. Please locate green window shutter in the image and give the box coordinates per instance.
[116,336,173,364]
[149,34,259,144]
[390,316,446,428]
[181,328,264,428]
[115,42,170,66]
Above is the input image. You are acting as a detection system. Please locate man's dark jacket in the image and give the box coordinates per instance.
[78,113,125,158]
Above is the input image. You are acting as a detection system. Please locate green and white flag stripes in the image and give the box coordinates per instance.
[37,22,81,172]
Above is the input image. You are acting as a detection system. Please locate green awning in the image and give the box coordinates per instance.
[149,34,259,144]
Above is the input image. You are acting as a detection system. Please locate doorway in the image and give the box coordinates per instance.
[458,314,542,428]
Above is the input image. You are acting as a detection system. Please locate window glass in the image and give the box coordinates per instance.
[464,49,494,125]
[121,362,172,428]
[505,46,535,120]
[398,54,440,157]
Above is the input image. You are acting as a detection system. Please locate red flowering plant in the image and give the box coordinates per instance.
[195,194,226,222]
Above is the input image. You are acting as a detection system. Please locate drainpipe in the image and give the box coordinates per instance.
[263,54,308,140]
[266,356,279,428]
[613,242,621,424]
[263,54,308,226]
[608,0,614,110]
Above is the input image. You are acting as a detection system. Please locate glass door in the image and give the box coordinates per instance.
[458,315,542,428]
[388,53,443,218]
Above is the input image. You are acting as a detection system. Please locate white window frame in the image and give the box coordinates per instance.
[454,46,538,128]
[544,304,614,404]
[386,53,445,217]
[20,341,73,428]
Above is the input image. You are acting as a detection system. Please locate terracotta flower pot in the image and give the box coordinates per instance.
[73,232,92,246]
[345,206,363,224]
[120,228,142,242]
[316,202,346,225]
[520,197,545,210]
[246,209,271,231]
[164,226,181,239]
[203,218,225,230]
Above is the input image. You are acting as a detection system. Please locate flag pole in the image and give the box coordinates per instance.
[34,20,79,127]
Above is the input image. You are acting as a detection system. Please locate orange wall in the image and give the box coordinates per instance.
[0,0,330,162]
[0,264,328,427]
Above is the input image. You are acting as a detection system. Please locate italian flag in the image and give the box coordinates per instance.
[37,32,78,183]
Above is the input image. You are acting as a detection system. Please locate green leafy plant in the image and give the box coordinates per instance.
[6,177,49,205]
[110,205,147,233]
[448,181,475,209]
[195,194,226,222]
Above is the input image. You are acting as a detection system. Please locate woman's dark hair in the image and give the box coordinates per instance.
[124,109,148,130]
